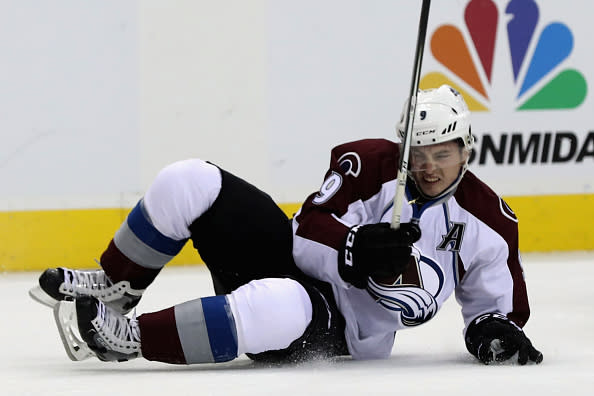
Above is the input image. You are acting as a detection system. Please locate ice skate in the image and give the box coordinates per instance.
[56,296,142,362]
[52,300,96,361]
[29,266,143,314]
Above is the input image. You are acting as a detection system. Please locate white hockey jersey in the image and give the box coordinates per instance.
[292,139,530,360]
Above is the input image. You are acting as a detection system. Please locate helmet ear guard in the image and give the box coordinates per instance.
[397,84,474,151]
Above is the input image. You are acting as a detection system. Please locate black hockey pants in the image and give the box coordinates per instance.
[188,165,348,362]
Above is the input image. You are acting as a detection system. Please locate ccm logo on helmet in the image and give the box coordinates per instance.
[416,129,436,136]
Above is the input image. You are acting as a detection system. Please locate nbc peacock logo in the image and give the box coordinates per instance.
[420,0,588,111]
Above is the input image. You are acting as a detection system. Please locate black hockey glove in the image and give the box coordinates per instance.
[465,313,543,365]
[338,222,421,288]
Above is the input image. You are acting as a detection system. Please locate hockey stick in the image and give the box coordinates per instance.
[391,0,431,230]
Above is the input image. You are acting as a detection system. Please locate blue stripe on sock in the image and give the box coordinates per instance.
[201,295,238,363]
[126,200,187,256]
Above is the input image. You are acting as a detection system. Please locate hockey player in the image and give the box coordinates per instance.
[30,84,542,366]
[292,85,542,364]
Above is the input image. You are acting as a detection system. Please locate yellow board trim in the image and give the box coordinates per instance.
[0,196,592,272]
[504,195,594,252]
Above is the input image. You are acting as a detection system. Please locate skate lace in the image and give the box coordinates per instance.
[63,262,112,292]
[96,301,141,344]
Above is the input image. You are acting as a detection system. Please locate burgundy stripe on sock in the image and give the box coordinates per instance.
[138,307,187,364]
[100,239,161,289]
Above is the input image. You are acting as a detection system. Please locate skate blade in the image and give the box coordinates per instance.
[28,286,59,308]
[53,301,95,361]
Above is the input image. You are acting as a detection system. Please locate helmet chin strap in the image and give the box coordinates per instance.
[407,160,469,209]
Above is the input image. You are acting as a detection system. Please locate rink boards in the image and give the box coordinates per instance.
[1,194,592,272]
[2,1,594,272]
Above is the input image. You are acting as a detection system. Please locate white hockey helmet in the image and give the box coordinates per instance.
[397,85,474,200]
[397,84,474,151]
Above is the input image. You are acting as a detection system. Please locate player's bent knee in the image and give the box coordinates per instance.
[228,278,313,355]
[143,159,222,240]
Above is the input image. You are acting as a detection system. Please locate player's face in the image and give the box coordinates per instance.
[409,141,467,197]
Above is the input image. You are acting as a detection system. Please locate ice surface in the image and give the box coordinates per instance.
[1,252,593,395]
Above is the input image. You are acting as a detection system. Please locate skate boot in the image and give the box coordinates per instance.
[73,296,141,362]
[29,266,143,314]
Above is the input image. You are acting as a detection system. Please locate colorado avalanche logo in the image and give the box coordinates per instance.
[338,152,361,177]
[367,254,445,326]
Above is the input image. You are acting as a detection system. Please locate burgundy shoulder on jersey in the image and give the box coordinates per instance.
[454,171,518,233]
[327,138,400,205]
[294,139,400,250]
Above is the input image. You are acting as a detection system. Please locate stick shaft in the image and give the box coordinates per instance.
[391,0,431,229]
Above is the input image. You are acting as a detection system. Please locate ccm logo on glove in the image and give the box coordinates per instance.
[338,222,421,288]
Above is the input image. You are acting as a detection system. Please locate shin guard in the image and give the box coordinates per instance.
[138,295,238,364]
